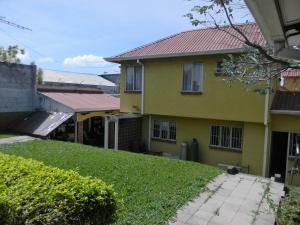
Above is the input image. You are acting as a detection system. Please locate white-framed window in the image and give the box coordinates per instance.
[182,62,203,92]
[152,120,176,141]
[126,65,142,91]
[210,125,243,150]
[289,133,300,157]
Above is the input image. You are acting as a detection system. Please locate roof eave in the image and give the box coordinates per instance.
[74,107,120,113]
[105,48,245,63]
[271,110,300,115]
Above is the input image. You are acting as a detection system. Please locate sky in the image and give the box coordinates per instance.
[0,0,253,75]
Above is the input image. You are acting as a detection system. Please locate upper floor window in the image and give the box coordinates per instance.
[215,61,224,75]
[210,125,243,151]
[289,133,300,157]
[182,63,203,92]
[126,65,142,91]
[152,120,176,141]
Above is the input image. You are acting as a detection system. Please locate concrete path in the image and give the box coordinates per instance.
[0,135,36,145]
[169,173,284,225]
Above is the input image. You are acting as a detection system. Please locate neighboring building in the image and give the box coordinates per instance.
[280,69,300,91]
[0,62,36,131]
[40,69,117,94]
[245,0,300,185]
[106,23,300,185]
[99,73,120,84]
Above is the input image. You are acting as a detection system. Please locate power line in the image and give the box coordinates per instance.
[0,16,32,31]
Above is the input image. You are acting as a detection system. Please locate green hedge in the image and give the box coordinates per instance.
[0,153,118,225]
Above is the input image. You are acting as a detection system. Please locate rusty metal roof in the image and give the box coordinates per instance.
[40,92,120,112]
[106,23,265,62]
[282,69,300,78]
[271,91,300,112]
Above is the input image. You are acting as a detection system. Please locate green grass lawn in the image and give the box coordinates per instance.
[0,140,221,225]
[0,133,15,139]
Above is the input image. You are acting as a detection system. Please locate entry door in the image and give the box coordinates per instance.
[269,132,288,182]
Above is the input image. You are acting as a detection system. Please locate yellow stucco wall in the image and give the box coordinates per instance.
[120,56,265,123]
[142,115,264,175]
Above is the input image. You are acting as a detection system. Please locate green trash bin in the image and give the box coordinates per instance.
[190,138,199,162]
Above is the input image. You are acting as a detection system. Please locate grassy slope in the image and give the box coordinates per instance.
[0,133,15,139]
[0,140,221,225]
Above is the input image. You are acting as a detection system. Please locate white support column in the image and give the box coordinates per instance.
[74,114,78,143]
[114,118,119,150]
[104,116,109,149]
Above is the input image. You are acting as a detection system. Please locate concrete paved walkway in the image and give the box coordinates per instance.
[0,135,36,145]
[169,173,284,225]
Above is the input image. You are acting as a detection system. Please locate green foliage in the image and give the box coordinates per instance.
[0,152,118,225]
[276,186,300,225]
[37,68,44,85]
[0,140,221,225]
[0,45,25,64]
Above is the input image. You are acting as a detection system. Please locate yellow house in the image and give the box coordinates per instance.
[106,23,300,186]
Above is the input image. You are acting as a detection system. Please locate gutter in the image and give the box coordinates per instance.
[271,110,300,116]
[105,48,245,63]
[137,59,144,115]
[262,82,270,177]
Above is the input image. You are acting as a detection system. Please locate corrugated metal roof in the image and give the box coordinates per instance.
[271,91,300,111]
[282,69,300,77]
[13,111,74,137]
[42,69,116,87]
[106,23,265,61]
[40,92,120,112]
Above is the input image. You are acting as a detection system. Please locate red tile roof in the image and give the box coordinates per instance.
[41,92,120,112]
[281,69,300,78]
[106,23,265,62]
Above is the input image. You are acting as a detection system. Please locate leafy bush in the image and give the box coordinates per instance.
[277,185,300,225]
[0,153,118,225]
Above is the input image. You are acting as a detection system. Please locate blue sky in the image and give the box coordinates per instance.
[0,0,253,74]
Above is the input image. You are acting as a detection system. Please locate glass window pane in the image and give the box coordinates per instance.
[169,122,176,140]
[183,63,192,91]
[193,63,202,91]
[126,66,134,90]
[134,66,142,90]
[221,126,230,148]
[231,127,242,149]
[210,126,220,146]
[161,122,169,139]
[153,120,160,138]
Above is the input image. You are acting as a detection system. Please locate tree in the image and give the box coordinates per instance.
[0,45,25,64]
[185,0,299,91]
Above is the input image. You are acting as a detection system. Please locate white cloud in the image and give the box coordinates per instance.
[17,50,29,61]
[37,57,54,63]
[63,54,110,67]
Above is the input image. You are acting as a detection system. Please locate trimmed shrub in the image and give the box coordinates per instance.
[0,153,118,225]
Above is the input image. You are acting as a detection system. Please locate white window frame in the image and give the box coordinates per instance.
[125,65,142,91]
[209,125,243,151]
[152,120,176,142]
[182,62,204,93]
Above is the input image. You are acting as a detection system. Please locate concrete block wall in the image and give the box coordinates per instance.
[0,63,36,112]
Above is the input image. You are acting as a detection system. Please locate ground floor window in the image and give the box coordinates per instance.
[152,120,176,141]
[209,125,242,150]
[289,133,300,157]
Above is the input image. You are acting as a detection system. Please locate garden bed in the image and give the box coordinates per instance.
[0,140,221,225]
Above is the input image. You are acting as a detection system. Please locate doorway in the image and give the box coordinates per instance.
[269,132,288,182]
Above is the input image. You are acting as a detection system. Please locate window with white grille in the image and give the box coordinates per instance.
[289,133,300,157]
[152,120,176,141]
[210,125,242,150]
[126,65,142,91]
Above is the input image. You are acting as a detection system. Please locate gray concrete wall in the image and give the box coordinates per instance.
[0,63,36,112]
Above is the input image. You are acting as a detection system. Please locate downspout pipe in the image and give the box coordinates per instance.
[262,81,270,177]
[137,59,144,115]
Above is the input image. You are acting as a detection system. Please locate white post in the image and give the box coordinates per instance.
[114,118,119,150]
[104,116,109,149]
[285,133,291,184]
[74,114,78,143]
[262,82,270,177]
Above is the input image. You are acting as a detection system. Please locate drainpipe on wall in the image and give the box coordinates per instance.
[148,115,152,151]
[262,81,270,177]
[137,59,144,115]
